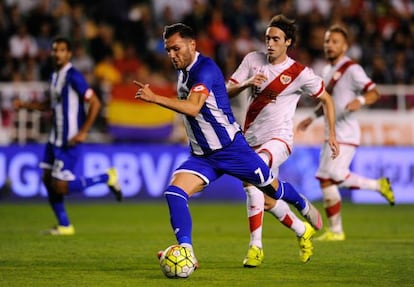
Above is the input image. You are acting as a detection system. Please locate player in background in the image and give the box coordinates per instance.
[133,23,328,268]
[227,14,339,266]
[296,25,395,241]
[13,37,122,235]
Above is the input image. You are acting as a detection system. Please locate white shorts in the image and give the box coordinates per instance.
[316,143,356,182]
[254,139,291,178]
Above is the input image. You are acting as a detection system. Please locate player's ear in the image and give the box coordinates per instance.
[286,38,292,48]
[190,39,196,50]
[342,43,348,53]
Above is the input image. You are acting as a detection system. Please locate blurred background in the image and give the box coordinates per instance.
[0,0,413,204]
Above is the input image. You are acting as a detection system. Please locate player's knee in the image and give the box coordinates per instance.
[164,185,192,199]
[51,179,69,195]
[264,196,276,210]
[318,176,343,188]
[331,168,347,182]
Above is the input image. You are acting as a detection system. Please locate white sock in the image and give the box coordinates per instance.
[339,173,379,191]
[322,185,343,233]
[245,186,264,248]
[268,200,305,237]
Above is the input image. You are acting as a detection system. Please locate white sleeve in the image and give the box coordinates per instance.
[229,53,254,84]
[349,64,375,93]
[300,67,325,98]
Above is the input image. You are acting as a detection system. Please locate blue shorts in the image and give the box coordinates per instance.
[39,142,80,181]
[175,133,274,187]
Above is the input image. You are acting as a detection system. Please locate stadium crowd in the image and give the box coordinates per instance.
[0,0,413,140]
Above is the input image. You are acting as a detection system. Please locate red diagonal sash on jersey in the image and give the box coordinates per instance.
[244,62,305,131]
[314,60,356,118]
[325,60,355,94]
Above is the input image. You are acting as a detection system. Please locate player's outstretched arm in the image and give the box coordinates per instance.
[134,81,208,117]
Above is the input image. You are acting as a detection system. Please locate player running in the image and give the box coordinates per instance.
[13,37,122,235]
[297,24,395,241]
[227,14,339,266]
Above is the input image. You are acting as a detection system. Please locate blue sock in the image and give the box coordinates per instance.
[48,194,70,226]
[274,180,306,212]
[164,185,192,245]
[68,173,109,193]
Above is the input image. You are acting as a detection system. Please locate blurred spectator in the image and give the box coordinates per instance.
[233,25,263,63]
[223,0,256,35]
[182,0,210,35]
[152,0,193,23]
[23,57,41,81]
[295,0,332,19]
[370,54,393,84]
[51,0,72,37]
[7,4,23,35]
[89,23,115,63]
[94,52,122,87]
[113,43,142,83]
[5,0,39,15]
[35,21,53,80]
[71,43,95,74]
[375,0,401,41]
[390,0,414,21]
[8,23,39,60]
[208,8,231,74]
[26,0,55,36]
[390,50,411,84]
[196,30,215,58]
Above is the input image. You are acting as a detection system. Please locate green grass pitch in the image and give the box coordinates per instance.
[0,201,413,287]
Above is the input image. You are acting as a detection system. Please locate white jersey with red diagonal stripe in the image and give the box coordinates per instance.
[229,51,325,148]
[321,56,376,145]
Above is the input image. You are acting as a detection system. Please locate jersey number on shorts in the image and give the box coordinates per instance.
[254,167,265,183]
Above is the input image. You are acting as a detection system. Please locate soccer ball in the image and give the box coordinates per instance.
[159,244,196,278]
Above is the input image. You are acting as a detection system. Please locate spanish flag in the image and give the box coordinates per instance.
[107,83,176,141]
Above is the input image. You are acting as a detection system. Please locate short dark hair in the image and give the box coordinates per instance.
[268,14,297,49]
[163,23,195,40]
[52,36,72,51]
[327,24,349,43]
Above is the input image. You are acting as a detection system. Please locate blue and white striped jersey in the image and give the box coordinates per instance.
[177,53,241,155]
[48,63,93,147]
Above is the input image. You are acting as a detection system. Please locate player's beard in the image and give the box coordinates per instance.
[53,58,63,70]
[325,50,340,63]
[171,52,192,70]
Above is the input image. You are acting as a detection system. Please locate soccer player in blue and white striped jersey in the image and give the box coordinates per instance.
[134,23,322,267]
[14,37,122,235]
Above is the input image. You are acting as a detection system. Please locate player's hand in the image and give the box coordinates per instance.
[328,135,340,159]
[68,132,87,146]
[134,81,155,103]
[249,73,267,87]
[296,117,313,132]
[345,99,362,112]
